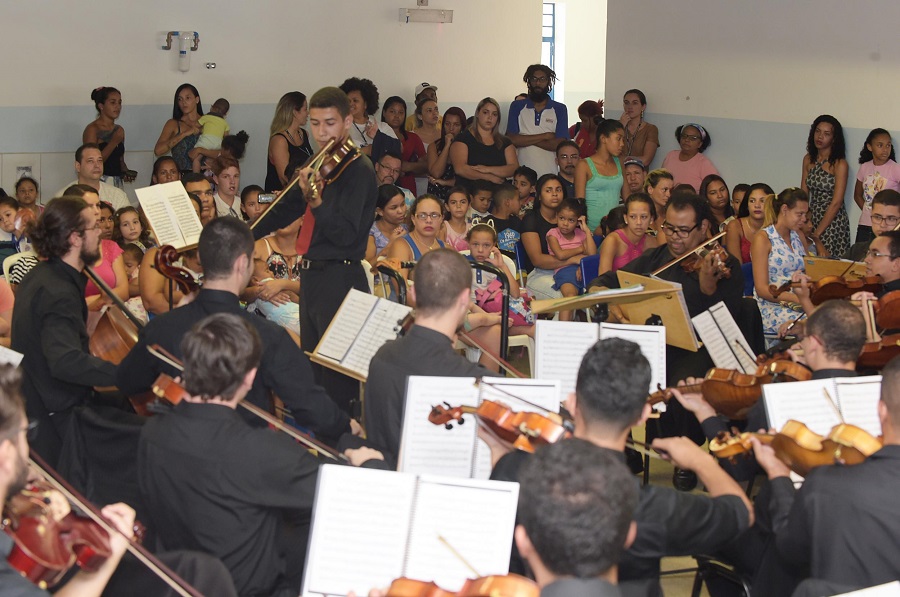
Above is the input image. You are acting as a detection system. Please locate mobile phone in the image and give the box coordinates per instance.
[258,193,276,204]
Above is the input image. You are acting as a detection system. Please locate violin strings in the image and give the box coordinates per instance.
[475,378,562,419]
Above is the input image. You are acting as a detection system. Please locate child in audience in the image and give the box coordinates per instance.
[599,205,627,237]
[0,198,20,263]
[598,193,657,275]
[467,180,493,224]
[113,206,153,251]
[513,165,538,216]
[485,183,522,262]
[466,223,534,336]
[854,128,900,245]
[189,97,231,172]
[240,185,267,224]
[546,198,597,320]
[122,242,149,324]
[439,186,472,251]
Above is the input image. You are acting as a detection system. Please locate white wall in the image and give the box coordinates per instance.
[606,0,900,240]
[556,0,606,110]
[0,0,542,196]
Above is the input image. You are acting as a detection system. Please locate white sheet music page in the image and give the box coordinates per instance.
[404,476,519,590]
[534,320,599,400]
[301,465,416,597]
[471,377,562,478]
[315,289,377,362]
[691,302,756,374]
[834,376,883,437]
[762,379,844,435]
[831,581,900,596]
[398,377,481,478]
[343,299,412,377]
[599,323,666,395]
[136,183,185,249]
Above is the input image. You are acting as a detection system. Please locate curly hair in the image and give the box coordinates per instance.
[339,77,380,116]
[806,115,845,165]
[28,197,89,259]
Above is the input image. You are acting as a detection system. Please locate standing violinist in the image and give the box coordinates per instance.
[10,197,117,467]
[588,193,745,485]
[0,364,136,597]
[295,86,378,416]
[752,355,900,596]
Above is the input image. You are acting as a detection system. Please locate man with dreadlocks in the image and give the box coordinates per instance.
[506,63,570,178]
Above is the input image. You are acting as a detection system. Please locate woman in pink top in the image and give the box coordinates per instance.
[599,193,658,274]
[661,123,719,192]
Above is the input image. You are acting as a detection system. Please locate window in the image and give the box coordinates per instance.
[542,3,555,98]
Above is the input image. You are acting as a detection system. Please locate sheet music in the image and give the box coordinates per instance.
[135,181,202,249]
[763,379,844,435]
[404,476,519,590]
[832,581,900,596]
[534,320,599,399]
[691,302,756,374]
[0,346,24,367]
[302,465,415,596]
[315,290,378,362]
[834,376,883,437]
[399,377,481,478]
[599,323,666,394]
[343,299,413,377]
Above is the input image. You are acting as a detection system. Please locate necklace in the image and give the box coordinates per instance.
[623,118,643,157]
[352,122,369,147]
[410,231,438,253]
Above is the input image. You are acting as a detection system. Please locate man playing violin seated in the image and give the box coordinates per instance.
[138,313,383,597]
[851,230,900,339]
[752,355,900,596]
[487,338,753,597]
[843,189,900,262]
[0,364,136,597]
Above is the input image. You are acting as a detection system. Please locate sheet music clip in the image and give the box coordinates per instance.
[592,303,609,323]
[644,314,663,327]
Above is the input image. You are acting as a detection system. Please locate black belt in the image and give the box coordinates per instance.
[299,258,356,270]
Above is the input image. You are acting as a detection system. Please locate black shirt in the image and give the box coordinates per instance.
[542,578,621,597]
[305,153,377,261]
[453,129,513,192]
[484,213,522,261]
[364,325,491,459]
[0,533,48,596]
[116,289,349,439]
[138,401,319,597]
[843,241,868,263]
[11,257,117,417]
[520,208,557,273]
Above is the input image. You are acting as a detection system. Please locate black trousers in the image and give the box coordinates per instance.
[300,262,368,415]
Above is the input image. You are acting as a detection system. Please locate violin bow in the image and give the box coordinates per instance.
[28,453,204,597]
[458,331,528,379]
[144,344,349,463]
[84,265,145,330]
[651,230,727,277]
[473,378,567,424]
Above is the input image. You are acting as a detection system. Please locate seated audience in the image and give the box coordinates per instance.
[621,157,647,198]
[14,176,41,217]
[643,168,674,241]
[699,174,734,231]
[547,198,597,320]
[366,184,408,266]
[555,140,579,198]
[239,184,267,224]
[522,174,575,301]
[438,186,471,252]
[725,182,772,263]
[599,192,658,275]
[426,106,466,201]
[112,206,153,252]
[484,182,523,261]
[55,143,129,210]
[242,216,301,336]
[381,96,426,196]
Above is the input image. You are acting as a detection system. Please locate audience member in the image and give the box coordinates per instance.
[451,97,518,192]
[82,86,134,188]
[621,157,647,198]
[381,96,426,196]
[14,177,41,217]
[513,165,538,216]
[547,198,597,319]
[569,99,602,158]
[555,139,579,198]
[210,157,242,218]
[153,83,203,174]
[485,182,523,261]
[801,114,850,256]
[366,184,408,265]
[405,82,439,131]
[506,64,569,177]
[725,182,772,264]
[662,123,719,192]
[845,189,900,261]
[575,118,625,232]
[853,127,900,245]
[643,168,674,240]
[150,156,180,185]
[189,97,230,172]
[55,143,129,210]
[699,174,734,231]
[265,92,313,191]
[426,106,465,200]
[439,186,471,252]
[521,174,574,300]
[620,89,660,167]
[240,184,267,224]
[599,192,657,275]
[339,76,394,157]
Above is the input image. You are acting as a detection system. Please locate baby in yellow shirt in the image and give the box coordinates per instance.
[189,97,230,171]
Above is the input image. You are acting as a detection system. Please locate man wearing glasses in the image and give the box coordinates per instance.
[555,140,580,199]
[507,64,570,178]
[374,151,415,209]
[844,189,900,262]
[11,197,117,466]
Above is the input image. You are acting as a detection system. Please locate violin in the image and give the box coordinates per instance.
[428,399,573,453]
[2,482,112,588]
[857,333,900,370]
[647,361,811,420]
[875,290,900,330]
[769,275,884,305]
[709,420,882,477]
[155,245,201,295]
[385,574,539,597]
[680,244,732,278]
[651,230,728,277]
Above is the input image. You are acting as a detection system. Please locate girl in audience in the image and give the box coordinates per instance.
[239,185,266,225]
[339,77,394,157]
[801,114,849,257]
[730,183,749,217]
[699,174,734,231]
[547,198,598,320]
[382,96,427,196]
[620,89,660,167]
[643,168,674,242]
[575,118,625,233]
[571,100,602,158]
[98,201,115,241]
[150,156,181,185]
[522,174,578,301]
[661,123,719,192]
[242,217,301,335]
[751,187,811,336]
[426,107,466,201]
[14,177,41,217]
[83,86,134,188]
[413,98,441,148]
[265,91,312,191]
[466,223,534,336]
[725,182,772,263]
[599,193,658,275]
[854,128,900,245]
[113,206,153,251]
[599,205,627,237]
[154,83,203,174]
[450,97,518,192]
[121,243,149,324]
[366,184,408,266]
[439,186,472,252]
[798,210,828,257]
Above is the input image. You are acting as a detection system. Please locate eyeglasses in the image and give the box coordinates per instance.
[661,222,699,238]
[415,212,443,221]
[865,249,894,259]
[680,134,702,142]
[871,214,900,225]
[528,76,549,83]
[377,163,401,174]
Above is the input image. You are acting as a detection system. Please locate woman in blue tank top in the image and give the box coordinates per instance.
[575,118,625,233]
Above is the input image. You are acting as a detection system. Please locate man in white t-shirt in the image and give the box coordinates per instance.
[506,64,569,178]
[55,143,130,210]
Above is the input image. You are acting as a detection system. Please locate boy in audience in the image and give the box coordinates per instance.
[513,165,538,216]
[844,189,900,261]
[189,98,231,172]
[0,197,22,263]
[240,184,267,224]
[467,180,494,224]
[485,183,522,261]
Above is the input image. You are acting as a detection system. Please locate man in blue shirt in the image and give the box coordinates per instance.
[506,64,569,178]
